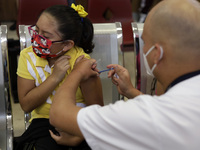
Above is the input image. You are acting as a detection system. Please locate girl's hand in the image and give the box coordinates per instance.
[52,55,71,83]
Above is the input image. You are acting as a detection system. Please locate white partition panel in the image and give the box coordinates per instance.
[92,23,123,104]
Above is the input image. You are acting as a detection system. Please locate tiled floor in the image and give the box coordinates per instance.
[3,22,136,137]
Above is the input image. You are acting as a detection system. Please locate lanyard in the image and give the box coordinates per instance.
[165,70,200,92]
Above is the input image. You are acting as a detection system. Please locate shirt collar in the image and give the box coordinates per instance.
[35,56,48,67]
[165,70,200,92]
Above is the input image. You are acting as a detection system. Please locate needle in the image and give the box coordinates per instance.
[98,68,114,74]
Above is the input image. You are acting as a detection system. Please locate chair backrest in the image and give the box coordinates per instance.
[0,25,13,150]
[16,0,68,32]
[132,23,155,94]
[91,23,123,104]
[87,0,134,52]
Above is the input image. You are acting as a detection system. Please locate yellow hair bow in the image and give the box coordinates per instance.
[71,3,88,18]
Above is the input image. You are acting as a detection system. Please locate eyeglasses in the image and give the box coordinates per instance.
[28,25,66,47]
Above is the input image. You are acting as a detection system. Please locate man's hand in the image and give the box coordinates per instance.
[49,129,83,146]
[107,64,142,98]
[73,56,99,81]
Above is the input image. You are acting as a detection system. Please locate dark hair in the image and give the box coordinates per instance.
[43,5,94,53]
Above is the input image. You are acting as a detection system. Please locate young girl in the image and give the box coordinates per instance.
[15,4,103,150]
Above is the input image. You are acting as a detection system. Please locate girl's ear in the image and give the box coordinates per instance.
[63,40,74,52]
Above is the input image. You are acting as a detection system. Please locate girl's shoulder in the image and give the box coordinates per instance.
[20,46,34,56]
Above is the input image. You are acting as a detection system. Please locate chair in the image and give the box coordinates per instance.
[132,22,155,94]
[87,0,134,52]
[0,25,13,150]
[91,23,123,104]
[16,0,68,33]
[19,22,123,129]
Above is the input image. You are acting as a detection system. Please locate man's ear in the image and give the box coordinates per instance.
[63,40,74,52]
[154,43,164,64]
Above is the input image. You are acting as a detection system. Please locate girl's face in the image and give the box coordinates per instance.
[35,13,66,56]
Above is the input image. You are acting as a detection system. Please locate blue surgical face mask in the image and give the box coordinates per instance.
[143,45,163,77]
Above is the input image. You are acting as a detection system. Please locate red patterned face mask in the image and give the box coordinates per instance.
[28,25,65,59]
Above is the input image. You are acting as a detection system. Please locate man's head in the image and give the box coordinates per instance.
[145,0,200,49]
[142,0,200,89]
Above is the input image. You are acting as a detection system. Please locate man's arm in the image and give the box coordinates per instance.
[49,58,98,138]
[49,129,83,146]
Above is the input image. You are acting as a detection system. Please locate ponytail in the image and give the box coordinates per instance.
[79,17,94,53]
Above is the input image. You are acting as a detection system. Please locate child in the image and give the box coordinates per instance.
[15,4,103,150]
